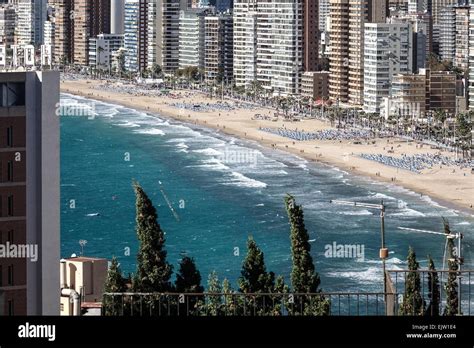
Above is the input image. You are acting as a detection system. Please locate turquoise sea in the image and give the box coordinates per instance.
[60,94,474,293]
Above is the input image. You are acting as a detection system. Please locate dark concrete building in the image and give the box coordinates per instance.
[0,71,60,315]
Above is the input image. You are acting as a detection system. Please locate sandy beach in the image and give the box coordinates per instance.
[61,79,474,213]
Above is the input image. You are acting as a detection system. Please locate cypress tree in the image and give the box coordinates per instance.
[205,271,223,316]
[399,247,425,315]
[426,255,440,316]
[284,194,329,315]
[102,257,127,316]
[175,256,204,315]
[284,194,320,292]
[272,275,288,316]
[132,182,173,293]
[222,278,237,315]
[175,256,204,293]
[443,218,460,316]
[238,236,275,293]
[238,236,275,315]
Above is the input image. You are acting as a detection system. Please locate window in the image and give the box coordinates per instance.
[7,265,13,285]
[7,195,13,216]
[8,300,14,316]
[7,161,12,181]
[0,83,25,107]
[6,126,13,147]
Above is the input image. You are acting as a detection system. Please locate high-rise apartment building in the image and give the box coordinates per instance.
[328,0,349,103]
[15,0,47,46]
[178,8,209,70]
[233,0,304,95]
[148,0,188,73]
[439,5,469,70]
[50,0,72,64]
[50,0,110,65]
[468,0,474,110]
[0,4,15,48]
[363,22,413,113]
[233,0,257,88]
[454,5,469,70]
[204,13,233,83]
[329,0,386,106]
[390,12,432,72]
[0,71,60,316]
[124,0,148,72]
[73,0,111,65]
[439,6,457,62]
[429,0,461,25]
[43,5,55,51]
[303,0,319,72]
[257,0,303,95]
[319,0,329,31]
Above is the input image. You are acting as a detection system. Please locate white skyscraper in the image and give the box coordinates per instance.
[319,0,330,31]
[363,22,413,113]
[257,0,303,95]
[232,0,303,95]
[178,8,208,69]
[16,0,47,46]
[430,0,461,25]
[233,0,258,88]
[148,0,188,73]
[439,6,456,62]
[439,5,470,70]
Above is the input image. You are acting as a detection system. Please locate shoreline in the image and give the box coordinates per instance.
[60,80,474,215]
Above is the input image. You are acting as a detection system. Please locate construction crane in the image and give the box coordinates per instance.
[330,200,388,293]
[397,225,463,314]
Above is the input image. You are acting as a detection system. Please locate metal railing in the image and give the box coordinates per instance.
[100,270,474,316]
[386,269,474,316]
[101,292,389,316]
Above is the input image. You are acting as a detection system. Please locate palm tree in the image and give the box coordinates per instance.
[433,110,448,145]
[151,64,162,79]
[114,49,126,78]
[97,46,105,79]
[250,79,263,103]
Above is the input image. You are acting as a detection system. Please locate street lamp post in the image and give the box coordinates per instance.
[330,200,388,293]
